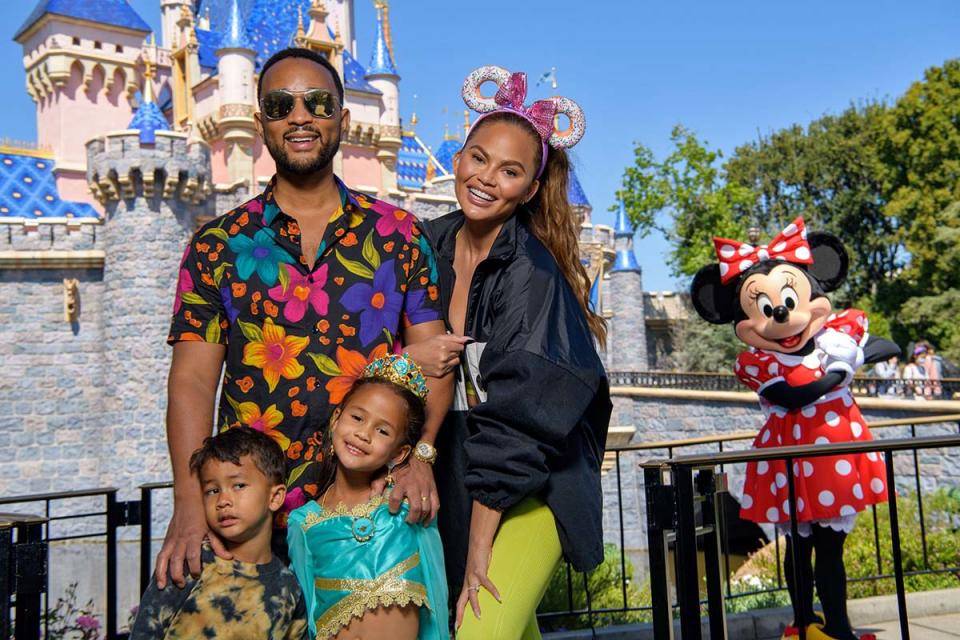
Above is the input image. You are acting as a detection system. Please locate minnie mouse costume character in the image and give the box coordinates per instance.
[690,217,899,640]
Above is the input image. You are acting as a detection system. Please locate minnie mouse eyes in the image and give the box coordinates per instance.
[757,294,774,318]
[782,286,799,310]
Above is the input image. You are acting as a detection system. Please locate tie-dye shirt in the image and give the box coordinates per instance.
[130,546,306,639]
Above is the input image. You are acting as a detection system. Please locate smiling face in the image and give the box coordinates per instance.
[330,384,412,475]
[254,56,350,176]
[453,118,541,224]
[735,263,832,353]
[199,455,285,548]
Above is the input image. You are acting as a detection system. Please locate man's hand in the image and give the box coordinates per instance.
[374,458,439,524]
[154,494,230,589]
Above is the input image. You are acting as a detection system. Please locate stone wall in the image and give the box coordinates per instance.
[0,266,105,496]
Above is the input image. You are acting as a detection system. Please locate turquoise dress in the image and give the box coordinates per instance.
[287,495,449,640]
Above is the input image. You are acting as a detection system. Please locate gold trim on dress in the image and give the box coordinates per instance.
[300,495,389,531]
[312,553,429,639]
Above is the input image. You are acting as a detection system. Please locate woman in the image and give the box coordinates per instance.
[903,347,930,399]
[407,66,611,639]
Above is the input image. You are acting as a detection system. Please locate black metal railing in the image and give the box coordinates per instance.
[533,414,960,636]
[641,433,960,639]
[0,513,46,640]
[0,488,140,639]
[2,415,960,639]
[608,370,960,399]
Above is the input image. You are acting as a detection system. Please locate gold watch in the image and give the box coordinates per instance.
[413,441,437,465]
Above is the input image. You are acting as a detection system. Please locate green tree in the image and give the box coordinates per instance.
[879,60,960,358]
[725,104,899,308]
[664,317,743,373]
[617,59,960,366]
[893,202,960,361]
[617,125,753,277]
[881,60,960,297]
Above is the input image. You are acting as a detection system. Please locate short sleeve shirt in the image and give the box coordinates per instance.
[168,177,442,518]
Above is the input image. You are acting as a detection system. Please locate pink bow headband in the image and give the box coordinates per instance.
[713,216,813,284]
[461,66,586,178]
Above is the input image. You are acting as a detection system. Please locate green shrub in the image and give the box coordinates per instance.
[735,487,960,607]
[538,543,652,630]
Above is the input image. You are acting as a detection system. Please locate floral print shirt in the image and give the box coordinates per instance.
[168,177,442,521]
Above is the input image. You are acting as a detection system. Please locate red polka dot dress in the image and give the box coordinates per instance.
[736,309,887,532]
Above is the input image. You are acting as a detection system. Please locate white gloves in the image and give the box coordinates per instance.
[816,330,864,387]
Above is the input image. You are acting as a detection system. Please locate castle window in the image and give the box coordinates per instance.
[72,37,80,46]
[116,45,123,53]
[93,41,102,49]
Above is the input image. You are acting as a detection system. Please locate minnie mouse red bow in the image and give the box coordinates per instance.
[493,72,557,141]
[713,217,813,284]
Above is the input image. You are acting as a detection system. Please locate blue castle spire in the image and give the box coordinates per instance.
[366,3,397,76]
[15,0,150,41]
[128,56,169,145]
[219,0,254,51]
[611,199,641,272]
[614,198,633,237]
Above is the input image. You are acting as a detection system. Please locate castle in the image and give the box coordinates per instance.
[0,0,681,501]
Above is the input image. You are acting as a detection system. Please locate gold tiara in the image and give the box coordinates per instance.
[360,353,429,401]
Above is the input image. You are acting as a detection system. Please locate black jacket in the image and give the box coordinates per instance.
[426,210,612,590]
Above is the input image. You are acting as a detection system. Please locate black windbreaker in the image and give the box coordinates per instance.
[425,210,612,593]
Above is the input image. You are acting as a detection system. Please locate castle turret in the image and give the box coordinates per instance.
[85,128,211,487]
[608,200,647,371]
[365,1,401,197]
[216,0,257,189]
[15,0,150,206]
[160,0,190,50]
[128,55,170,144]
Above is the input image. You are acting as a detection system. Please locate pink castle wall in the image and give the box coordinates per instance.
[342,145,380,190]
[39,62,133,213]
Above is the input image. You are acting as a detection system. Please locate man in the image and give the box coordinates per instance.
[158,48,454,588]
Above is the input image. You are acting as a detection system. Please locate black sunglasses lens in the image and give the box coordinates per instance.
[304,90,336,118]
[262,91,294,119]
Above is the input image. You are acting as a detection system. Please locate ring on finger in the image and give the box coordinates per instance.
[468,584,481,592]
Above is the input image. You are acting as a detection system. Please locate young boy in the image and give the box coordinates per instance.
[131,427,307,639]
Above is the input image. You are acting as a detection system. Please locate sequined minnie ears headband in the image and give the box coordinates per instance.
[461,65,587,177]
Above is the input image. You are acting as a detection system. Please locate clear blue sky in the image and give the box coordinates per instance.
[2,1,958,291]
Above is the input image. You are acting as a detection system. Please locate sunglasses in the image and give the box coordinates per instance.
[259,89,339,120]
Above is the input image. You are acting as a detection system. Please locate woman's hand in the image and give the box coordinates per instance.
[403,334,470,377]
[456,539,501,629]
[455,501,504,629]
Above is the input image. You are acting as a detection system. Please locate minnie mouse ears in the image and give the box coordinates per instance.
[690,228,850,325]
[461,65,586,150]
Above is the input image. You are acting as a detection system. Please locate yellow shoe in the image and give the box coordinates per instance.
[804,625,834,640]
[804,622,875,640]
[781,613,826,640]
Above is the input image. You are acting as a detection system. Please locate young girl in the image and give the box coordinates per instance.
[287,353,448,640]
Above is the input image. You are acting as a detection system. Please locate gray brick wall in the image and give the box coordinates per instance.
[0,268,106,496]
[608,270,647,371]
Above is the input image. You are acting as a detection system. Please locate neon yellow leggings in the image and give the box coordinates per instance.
[456,497,562,640]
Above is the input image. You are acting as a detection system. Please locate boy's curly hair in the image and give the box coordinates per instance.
[189,427,286,486]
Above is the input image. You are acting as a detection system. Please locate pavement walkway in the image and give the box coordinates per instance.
[860,613,960,639]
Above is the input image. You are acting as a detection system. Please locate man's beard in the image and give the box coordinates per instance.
[265,125,340,176]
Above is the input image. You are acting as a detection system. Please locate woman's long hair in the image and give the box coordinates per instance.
[468,113,607,346]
